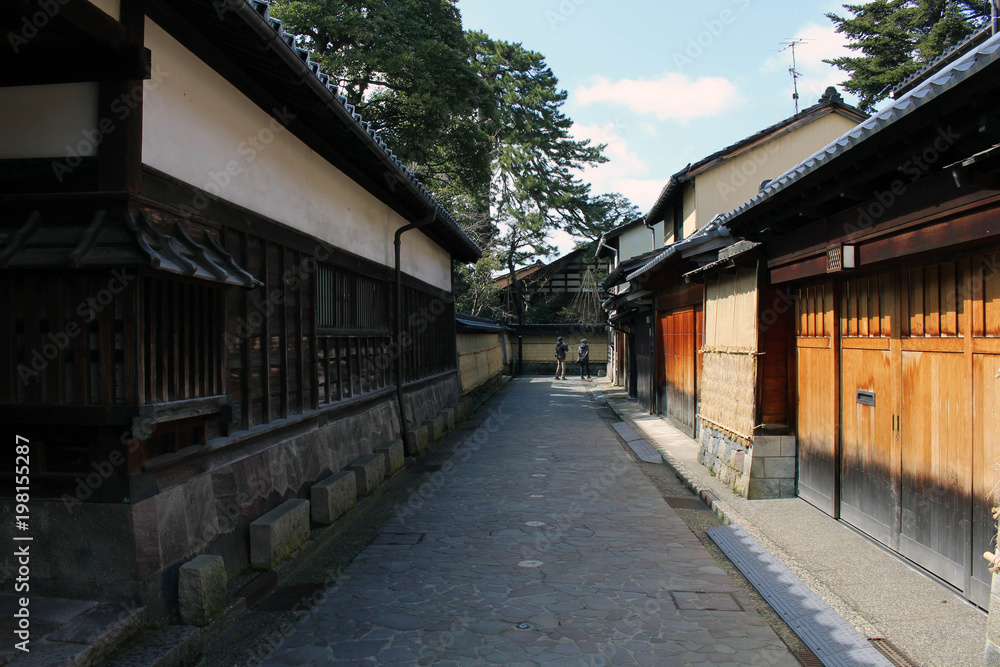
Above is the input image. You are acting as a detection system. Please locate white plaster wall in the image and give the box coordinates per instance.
[0,83,99,159]
[141,19,452,291]
[619,225,653,261]
[87,0,120,21]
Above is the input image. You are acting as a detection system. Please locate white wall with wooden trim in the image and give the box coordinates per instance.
[141,19,452,291]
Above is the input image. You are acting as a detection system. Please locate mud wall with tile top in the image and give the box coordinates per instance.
[0,375,459,622]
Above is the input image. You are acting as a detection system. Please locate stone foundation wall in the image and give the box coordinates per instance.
[699,425,752,498]
[0,375,459,622]
[403,373,461,428]
[698,425,797,500]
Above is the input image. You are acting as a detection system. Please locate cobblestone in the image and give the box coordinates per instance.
[256,378,797,665]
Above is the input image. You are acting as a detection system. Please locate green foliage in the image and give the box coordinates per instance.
[826,1,992,111]
[454,251,502,317]
[566,193,642,244]
[270,0,492,201]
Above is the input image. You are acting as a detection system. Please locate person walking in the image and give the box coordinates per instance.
[577,338,591,379]
[554,336,568,380]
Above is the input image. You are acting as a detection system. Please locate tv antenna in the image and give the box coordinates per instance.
[778,39,812,113]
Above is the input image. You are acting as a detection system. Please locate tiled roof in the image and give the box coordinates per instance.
[891,27,993,98]
[626,215,731,282]
[456,312,513,333]
[0,208,261,288]
[717,31,1000,232]
[169,0,480,262]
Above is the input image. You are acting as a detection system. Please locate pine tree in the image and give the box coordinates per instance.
[826,0,992,111]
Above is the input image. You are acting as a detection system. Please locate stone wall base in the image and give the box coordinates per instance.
[698,425,797,500]
[1,374,460,623]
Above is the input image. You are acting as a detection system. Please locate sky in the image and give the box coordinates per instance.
[456,0,860,257]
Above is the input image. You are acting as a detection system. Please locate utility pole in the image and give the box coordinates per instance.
[778,39,810,114]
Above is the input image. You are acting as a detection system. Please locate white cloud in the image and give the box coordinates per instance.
[763,22,854,103]
[574,73,741,122]
[571,122,664,211]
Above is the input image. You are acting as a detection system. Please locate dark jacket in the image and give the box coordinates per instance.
[577,343,590,361]
[555,341,568,360]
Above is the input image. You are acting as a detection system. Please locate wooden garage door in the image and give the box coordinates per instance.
[898,263,972,590]
[840,274,898,547]
[796,282,838,516]
[660,307,702,435]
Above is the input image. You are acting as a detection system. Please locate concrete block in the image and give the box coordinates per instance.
[780,436,798,458]
[376,439,405,476]
[751,436,781,458]
[431,415,446,441]
[179,555,226,626]
[407,425,429,456]
[310,472,356,525]
[250,499,310,570]
[747,478,781,500]
[764,456,796,480]
[750,456,765,479]
[778,478,797,498]
[442,407,456,430]
[349,454,386,496]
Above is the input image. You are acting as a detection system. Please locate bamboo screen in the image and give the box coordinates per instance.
[699,263,759,442]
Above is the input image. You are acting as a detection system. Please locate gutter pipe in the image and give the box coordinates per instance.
[393,210,437,445]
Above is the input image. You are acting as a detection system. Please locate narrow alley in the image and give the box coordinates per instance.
[201,378,798,666]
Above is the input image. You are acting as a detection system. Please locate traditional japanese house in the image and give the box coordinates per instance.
[0,0,479,619]
[705,30,1000,607]
[608,89,866,428]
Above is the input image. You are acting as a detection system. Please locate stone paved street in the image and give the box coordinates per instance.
[256,378,798,666]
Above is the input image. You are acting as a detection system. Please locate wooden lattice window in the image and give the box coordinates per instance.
[316,265,391,403]
[139,276,226,404]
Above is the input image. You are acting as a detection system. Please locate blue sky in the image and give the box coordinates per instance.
[456,0,859,255]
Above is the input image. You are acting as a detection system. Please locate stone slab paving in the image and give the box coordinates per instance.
[256,378,798,666]
[601,380,986,667]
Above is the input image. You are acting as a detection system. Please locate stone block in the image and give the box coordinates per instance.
[778,479,796,498]
[431,415,446,441]
[733,451,745,473]
[407,425,429,456]
[442,407,456,430]
[751,436,781,458]
[349,454,386,496]
[250,499,310,570]
[780,436,798,458]
[750,456,765,479]
[747,478,781,500]
[310,472,356,525]
[764,456,796,480]
[376,439,405,476]
[179,555,226,626]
